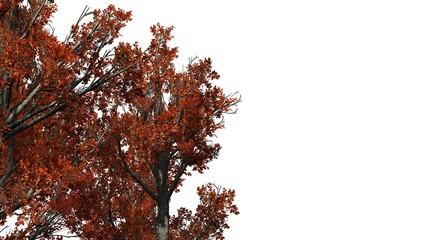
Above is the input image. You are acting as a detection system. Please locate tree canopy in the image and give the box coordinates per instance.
[0,1,239,239]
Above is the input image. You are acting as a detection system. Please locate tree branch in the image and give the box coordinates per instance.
[0,136,17,188]
[79,62,138,96]
[5,84,41,124]
[9,101,56,129]
[0,189,41,220]
[3,103,65,140]
[167,161,187,199]
[117,140,158,201]
[21,0,48,39]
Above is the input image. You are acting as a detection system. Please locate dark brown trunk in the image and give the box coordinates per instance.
[156,195,169,240]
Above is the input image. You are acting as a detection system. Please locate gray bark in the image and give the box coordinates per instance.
[156,196,170,240]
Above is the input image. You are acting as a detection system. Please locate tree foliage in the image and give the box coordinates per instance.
[0,1,239,239]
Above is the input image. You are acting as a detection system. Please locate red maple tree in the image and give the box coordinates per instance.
[0,1,239,239]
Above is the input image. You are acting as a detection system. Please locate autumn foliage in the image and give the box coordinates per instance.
[0,1,239,239]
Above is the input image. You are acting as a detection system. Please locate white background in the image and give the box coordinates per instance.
[52,1,427,239]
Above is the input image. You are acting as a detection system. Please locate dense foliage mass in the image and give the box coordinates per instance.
[0,1,239,239]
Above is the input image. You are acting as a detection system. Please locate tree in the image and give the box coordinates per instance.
[52,24,239,240]
[0,1,239,239]
[110,25,239,240]
[0,0,137,236]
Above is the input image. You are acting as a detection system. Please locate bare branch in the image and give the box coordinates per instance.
[21,0,48,39]
[4,103,65,140]
[78,62,138,96]
[9,101,56,129]
[5,84,41,124]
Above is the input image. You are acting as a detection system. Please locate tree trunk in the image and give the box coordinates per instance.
[156,196,170,240]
